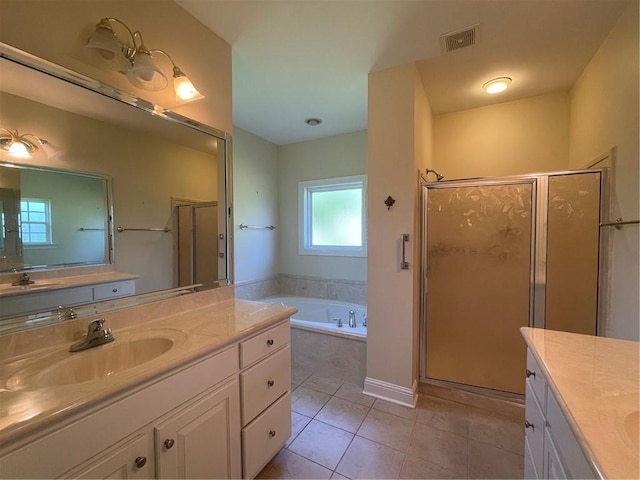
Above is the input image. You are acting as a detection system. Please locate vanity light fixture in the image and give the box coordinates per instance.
[482,77,512,94]
[0,128,49,159]
[84,17,204,103]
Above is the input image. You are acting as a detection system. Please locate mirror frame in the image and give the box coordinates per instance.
[0,42,234,311]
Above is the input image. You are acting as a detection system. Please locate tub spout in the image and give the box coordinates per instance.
[348,310,356,328]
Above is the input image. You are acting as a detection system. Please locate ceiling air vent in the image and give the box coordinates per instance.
[440,24,480,54]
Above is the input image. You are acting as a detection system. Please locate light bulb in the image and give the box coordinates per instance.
[482,77,512,95]
[8,141,31,158]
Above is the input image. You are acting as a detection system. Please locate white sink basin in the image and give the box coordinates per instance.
[4,331,185,390]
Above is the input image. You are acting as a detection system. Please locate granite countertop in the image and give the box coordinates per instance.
[0,271,139,298]
[0,290,296,445]
[521,327,639,479]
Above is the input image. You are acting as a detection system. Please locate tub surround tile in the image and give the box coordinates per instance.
[291,386,331,417]
[278,274,367,305]
[334,381,375,407]
[257,449,332,479]
[315,397,370,433]
[467,439,524,479]
[336,436,405,479]
[302,375,344,395]
[288,420,354,470]
[357,408,415,452]
[235,276,279,301]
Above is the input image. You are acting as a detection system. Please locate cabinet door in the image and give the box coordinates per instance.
[543,428,567,480]
[68,433,152,479]
[155,379,241,479]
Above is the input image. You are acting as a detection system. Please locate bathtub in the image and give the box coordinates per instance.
[262,296,367,340]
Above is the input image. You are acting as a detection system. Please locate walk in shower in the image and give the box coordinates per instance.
[420,170,604,395]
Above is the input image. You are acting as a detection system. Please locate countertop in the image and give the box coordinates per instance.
[0,292,296,446]
[0,271,139,298]
[521,327,639,479]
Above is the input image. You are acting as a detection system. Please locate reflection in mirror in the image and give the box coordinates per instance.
[0,44,232,325]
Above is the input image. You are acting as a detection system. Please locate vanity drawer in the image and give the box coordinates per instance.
[242,392,291,479]
[240,322,290,368]
[241,346,291,425]
[92,280,136,301]
[525,381,545,477]
[526,349,547,410]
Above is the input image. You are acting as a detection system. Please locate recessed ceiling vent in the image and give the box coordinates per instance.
[440,24,481,54]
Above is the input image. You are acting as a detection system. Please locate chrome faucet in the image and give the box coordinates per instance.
[69,318,114,352]
[12,273,34,286]
[348,310,356,328]
[362,316,367,327]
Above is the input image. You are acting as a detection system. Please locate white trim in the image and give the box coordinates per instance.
[363,377,418,408]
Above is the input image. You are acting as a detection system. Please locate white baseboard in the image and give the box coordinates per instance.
[363,377,418,408]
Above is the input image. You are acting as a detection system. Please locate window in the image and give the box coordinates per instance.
[298,175,367,257]
[20,198,52,245]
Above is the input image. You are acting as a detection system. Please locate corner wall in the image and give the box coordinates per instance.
[568,4,639,340]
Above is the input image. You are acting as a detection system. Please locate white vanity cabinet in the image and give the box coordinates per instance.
[0,279,136,318]
[523,349,596,480]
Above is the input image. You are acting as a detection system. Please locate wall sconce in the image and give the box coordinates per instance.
[83,18,204,104]
[0,128,55,159]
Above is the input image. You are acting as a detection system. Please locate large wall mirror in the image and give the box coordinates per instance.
[0,44,232,322]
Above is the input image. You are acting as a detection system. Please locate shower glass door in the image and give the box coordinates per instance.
[424,180,535,395]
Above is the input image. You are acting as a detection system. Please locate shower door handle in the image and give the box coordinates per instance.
[401,233,409,270]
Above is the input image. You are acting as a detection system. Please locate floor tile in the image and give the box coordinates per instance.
[291,386,331,417]
[334,381,375,407]
[302,374,344,395]
[406,422,468,472]
[256,449,332,479]
[315,396,371,433]
[336,436,405,479]
[291,367,313,386]
[373,398,419,421]
[286,411,312,447]
[288,419,354,470]
[399,453,467,479]
[357,408,415,451]
[416,395,471,437]
[468,439,524,479]
[467,410,525,454]
[330,472,349,479]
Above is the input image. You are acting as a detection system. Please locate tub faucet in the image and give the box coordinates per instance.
[69,318,114,352]
[348,310,356,328]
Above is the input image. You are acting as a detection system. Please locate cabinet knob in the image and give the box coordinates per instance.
[112,288,118,293]
[524,420,534,430]
[164,438,175,449]
[267,380,275,388]
[135,456,147,468]
[525,369,536,378]
[269,430,277,438]
[266,339,274,346]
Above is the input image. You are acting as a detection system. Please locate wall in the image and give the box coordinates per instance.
[366,64,431,405]
[568,4,639,340]
[433,92,570,178]
[0,0,232,134]
[278,131,367,284]
[232,127,280,299]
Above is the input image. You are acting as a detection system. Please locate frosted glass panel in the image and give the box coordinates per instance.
[425,182,533,394]
[311,189,362,246]
[546,172,600,334]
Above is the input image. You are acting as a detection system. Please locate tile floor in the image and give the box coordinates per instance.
[257,368,525,479]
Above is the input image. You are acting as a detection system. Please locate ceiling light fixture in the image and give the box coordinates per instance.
[305,118,322,126]
[83,17,204,103]
[0,128,49,159]
[482,77,512,94]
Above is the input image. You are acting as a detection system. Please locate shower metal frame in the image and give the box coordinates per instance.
[419,168,608,383]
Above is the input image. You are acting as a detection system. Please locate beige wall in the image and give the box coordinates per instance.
[367,63,430,402]
[278,131,367,282]
[233,127,280,284]
[0,0,232,134]
[0,92,218,294]
[433,92,570,179]
[569,4,639,340]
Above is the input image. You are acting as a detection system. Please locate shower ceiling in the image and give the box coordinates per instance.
[176,0,633,145]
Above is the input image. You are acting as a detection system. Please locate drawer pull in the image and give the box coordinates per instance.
[266,338,274,346]
[269,429,277,438]
[135,456,147,468]
[164,438,175,449]
[526,369,536,378]
[112,288,118,293]
[524,420,534,430]
[267,379,275,388]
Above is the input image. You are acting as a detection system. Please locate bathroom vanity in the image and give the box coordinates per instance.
[0,288,295,479]
[521,327,639,479]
